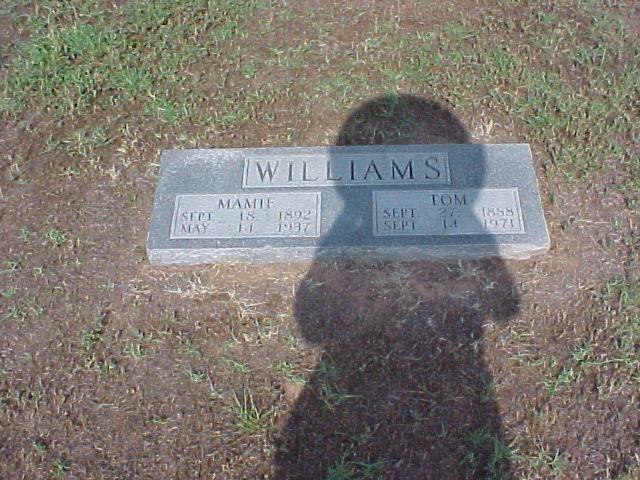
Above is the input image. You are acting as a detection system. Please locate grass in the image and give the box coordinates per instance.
[314,359,360,411]
[226,358,251,375]
[186,368,206,383]
[273,360,307,385]
[181,339,202,358]
[461,429,516,479]
[353,1,639,187]
[524,444,566,478]
[52,458,70,478]
[32,440,46,454]
[2,0,269,122]
[232,387,274,434]
[325,448,386,480]
[44,228,67,247]
[282,334,300,350]
[21,226,32,242]
[540,278,639,396]
[319,382,360,412]
[123,331,147,360]
[0,257,23,274]
[6,0,634,187]
[82,314,106,351]
[1,287,17,298]
[62,127,112,158]
[2,297,43,322]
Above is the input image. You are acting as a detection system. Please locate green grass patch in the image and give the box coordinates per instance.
[2,0,268,121]
[541,278,639,395]
[231,387,274,434]
[44,227,67,247]
[325,447,385,480]
[273,360,307,385]
[2,297,43,322]
[524,445,566,477]
[461,429,516,479]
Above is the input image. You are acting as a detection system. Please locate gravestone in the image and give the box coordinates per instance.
[147,144,549,264]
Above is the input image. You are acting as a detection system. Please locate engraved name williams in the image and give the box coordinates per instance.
[244,153,450,187]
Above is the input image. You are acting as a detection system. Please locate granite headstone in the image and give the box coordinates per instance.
[147,144,549,264]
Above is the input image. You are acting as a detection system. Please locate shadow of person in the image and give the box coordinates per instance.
[273,94,519,479]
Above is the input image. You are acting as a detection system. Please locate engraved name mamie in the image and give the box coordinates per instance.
[171,193,321,239]
[243,153,450,188]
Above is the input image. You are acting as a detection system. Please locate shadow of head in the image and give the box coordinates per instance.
[336,93,470,146]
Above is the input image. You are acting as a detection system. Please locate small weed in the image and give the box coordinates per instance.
[490,439,516,477]
[442,21,475,41]
[315,359,358,409]
[8,163,24,183]
[283,334,300,349]
[152,415,169,425]
[21,226,32,242]
[226,358,251,375]
[124,341,145,359]
[19,352,32,363]
[3,297,43,322]
[604,279,640,308]
[617,465,640,480]
[45,228,67,247]
[466,429,493,450]
[32,440,46,454]
[326,456,356,480]
[53,458,70,478]
[316,358,341,381]
[187,368,206,383]
[0,258,22,274]
[123,331,147,360]
[541,365,580,394]
[182,339,201,358]
[43,136,61,153]
[1,287,16,298]
[59,165,81,178]
[276,8,295,22]
[231,387,274,434]
[326,448,385,480]
[480,373,497,401]
[273,360,307,385]
[98,358,118,375]
[526,446,566,477]
[82,313,106,351]
[353,460,385,479]
[279,44,311,70]
[320,383,359,411]
[242,62,258,79]
[461,429,515,478]
[65,127,111,158]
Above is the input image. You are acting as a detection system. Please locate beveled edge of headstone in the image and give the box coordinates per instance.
[148,241,549,265]
[145,243,553,267]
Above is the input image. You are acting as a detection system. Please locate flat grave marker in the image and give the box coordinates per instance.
[147,144,550,264]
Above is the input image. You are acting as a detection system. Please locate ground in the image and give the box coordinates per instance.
[0,0,638,479]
